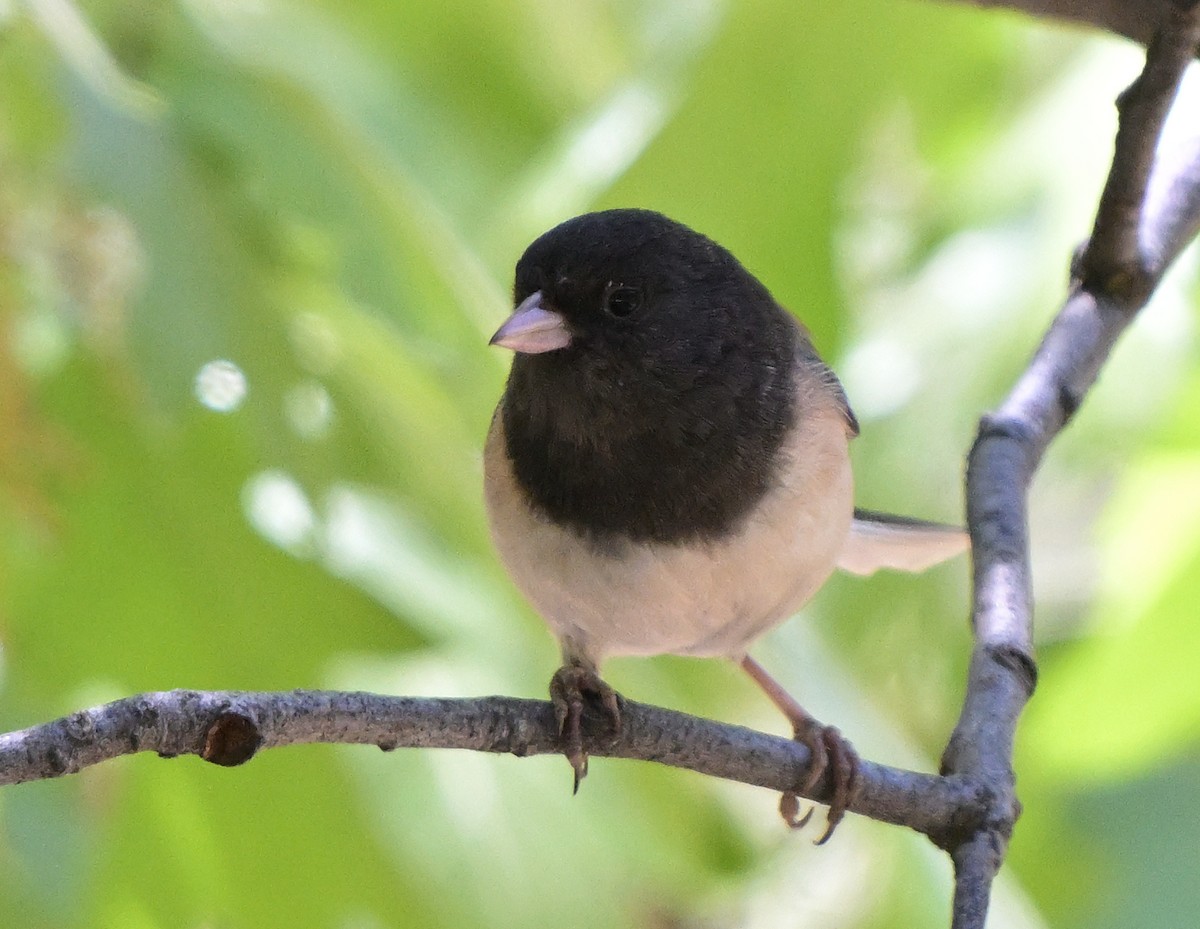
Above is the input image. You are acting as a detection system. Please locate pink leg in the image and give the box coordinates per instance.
[740,655,861,843]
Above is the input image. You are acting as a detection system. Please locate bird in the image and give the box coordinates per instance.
[483,208,967,841]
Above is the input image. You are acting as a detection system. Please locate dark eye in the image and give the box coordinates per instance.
[603,284,643,318]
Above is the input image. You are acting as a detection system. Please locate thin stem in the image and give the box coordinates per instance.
[944,8,1200,926]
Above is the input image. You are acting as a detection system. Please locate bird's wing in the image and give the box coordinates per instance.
[836,508,969,576]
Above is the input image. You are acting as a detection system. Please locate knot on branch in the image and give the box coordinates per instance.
[988,643,1038,698]
[972,412,1036,449]
[927,776,1022,856]
[61,710,96,744]
[202,712,263,767]
[1077,256,1155,308]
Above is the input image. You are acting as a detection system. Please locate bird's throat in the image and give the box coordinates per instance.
[501,350,797,546]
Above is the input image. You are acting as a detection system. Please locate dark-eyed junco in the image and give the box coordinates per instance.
[484,209,966,841]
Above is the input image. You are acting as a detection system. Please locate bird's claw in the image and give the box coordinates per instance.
[779,792,814,829]
[549,664,621,791]
[781,722,862,844]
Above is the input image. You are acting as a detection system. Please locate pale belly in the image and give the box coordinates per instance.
[484,408,854,664]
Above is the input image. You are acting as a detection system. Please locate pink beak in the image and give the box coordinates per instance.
[489,291,572,354]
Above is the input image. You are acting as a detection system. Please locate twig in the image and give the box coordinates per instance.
[1084,2,1200,300]
[951,835,1003,929]
[956,1,1176,49]
[943,6,1200,927]
[0,689,974,835]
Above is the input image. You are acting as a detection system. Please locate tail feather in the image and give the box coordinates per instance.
[837,508,969,576]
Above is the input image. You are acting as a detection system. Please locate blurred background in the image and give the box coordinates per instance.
[2,1,1199,927]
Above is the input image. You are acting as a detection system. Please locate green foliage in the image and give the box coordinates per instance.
[1,2,1197,927]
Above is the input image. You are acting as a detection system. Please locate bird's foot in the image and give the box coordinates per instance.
[549,663,621,792]
[781,720,862,844]
[739,656,862,843]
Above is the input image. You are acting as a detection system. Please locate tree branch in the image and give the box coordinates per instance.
[948,0,1177,48]
[1086,2,1200,296]
[0,689,975,835]
[943,5,1200,926]
[951,834,1003,929]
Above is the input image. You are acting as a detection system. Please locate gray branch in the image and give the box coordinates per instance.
[0,689,974,836]
[944,5,1200,928]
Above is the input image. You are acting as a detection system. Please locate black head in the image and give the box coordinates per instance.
[509,210,776,365]
[496,209,802,544]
